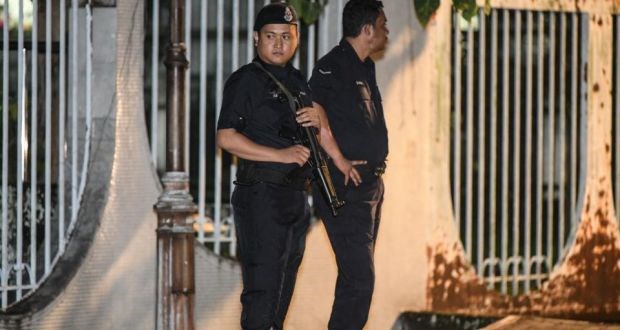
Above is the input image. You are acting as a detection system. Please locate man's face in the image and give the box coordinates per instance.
[254,23,298,67]
[369,10,389,53]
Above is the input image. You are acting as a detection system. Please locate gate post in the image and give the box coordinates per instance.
[154,0,196,328]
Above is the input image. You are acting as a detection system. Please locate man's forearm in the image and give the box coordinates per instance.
[216,128,280,162]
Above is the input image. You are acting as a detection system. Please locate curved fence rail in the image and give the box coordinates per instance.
[0,0,92,308]
[450,8,588,295]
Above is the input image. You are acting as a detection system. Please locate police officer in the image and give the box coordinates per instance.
[216,3,321,330]
[309,1,389,329]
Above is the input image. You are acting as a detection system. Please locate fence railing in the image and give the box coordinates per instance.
[450,8,588,295]
[146,0,344,257]
[0,0,92,308]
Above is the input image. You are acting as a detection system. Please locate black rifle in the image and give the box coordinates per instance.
[254,61,345,216]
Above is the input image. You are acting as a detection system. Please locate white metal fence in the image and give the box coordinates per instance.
[146,0,343,257]
[0,0,92,308]
[450,8,588,295]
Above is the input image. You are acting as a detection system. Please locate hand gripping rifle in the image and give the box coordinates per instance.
[254,61,345,216]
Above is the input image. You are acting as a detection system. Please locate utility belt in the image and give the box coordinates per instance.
[234,161,310,191]
[354,161,387,180]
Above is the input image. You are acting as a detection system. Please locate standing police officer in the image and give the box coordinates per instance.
[216,3,321,329]
[310,1,389,329]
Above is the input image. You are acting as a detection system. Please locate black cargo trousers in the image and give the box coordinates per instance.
[314,164,385,330]
[232,181,311,330]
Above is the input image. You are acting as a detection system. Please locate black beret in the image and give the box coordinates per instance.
[253,3,298,32]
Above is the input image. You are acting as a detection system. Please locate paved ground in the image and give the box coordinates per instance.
[484,316,620,329]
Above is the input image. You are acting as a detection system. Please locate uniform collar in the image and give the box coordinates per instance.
[254,56,292,80]
[339,38,374,68]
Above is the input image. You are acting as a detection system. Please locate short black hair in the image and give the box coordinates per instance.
[342,0,384,38]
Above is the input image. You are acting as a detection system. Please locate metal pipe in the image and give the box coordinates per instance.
[155,0,197,327]
[184,0,191,175]
[535,11,545,286]
[465,19,474,262]
[500,9,510,294]
[45,0,54,273]
[512,10,522,294]
[547,12,556,269]
[16,47,25,300]
[71,0,78,222]
[570,13,578,228]
[2,0,9,309]
[453,11,462,237]
[489,9,499,288]
[477,9,486,275]
[197,0,209,243]
[523,10,533,293]
[214,0,224,255]
[58,0,66,255]
[30,0,39,287]
[558,13,567,261]
[151,0,160,168]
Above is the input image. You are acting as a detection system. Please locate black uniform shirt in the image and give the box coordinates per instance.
[217,57,312,174]
[309,39,388,167]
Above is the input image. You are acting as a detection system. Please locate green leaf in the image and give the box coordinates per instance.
[414,0,440,27]
[287,0,327,25]
[453,0,478,22]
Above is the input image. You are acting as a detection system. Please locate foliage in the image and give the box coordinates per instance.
[414,0,481,27]
[413,0,440,27]
[287,0,328,25]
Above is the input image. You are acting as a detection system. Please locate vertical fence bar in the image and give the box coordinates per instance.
[512,10,522,294]
[214,0,224,255]
[535,12,545,286]
[151,0,160,167]
[319,1,330,57]
[558,13,567,260]
[197,0,209,243]
[71,0,78,222]
[248,0,254,62]
[229,0,241,256]
[569,13,578,228]
[337,0,343,40]
[16,47,25,299]
[58,0,67,259]
[2,0,9,308]
[476,10,486,274]
[76,3,92,232]
[547,12,556,269]
[15,0,26,300]
[465,22,474,262]
[184,0,191,174]
[307,16,316,77]
[453,12,462,236]
[488,9,498,288]
[45,0,53,273]
[500,9,510,294]
[30,0,39,286]
[523,10,533,293]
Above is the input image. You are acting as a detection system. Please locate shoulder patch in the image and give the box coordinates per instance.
[318,69,332,75]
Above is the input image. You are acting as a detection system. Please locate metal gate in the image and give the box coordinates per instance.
[0,0,93,308]
[450,7,589,295]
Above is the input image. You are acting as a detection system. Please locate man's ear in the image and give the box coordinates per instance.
[362,24,373,38]
[253,31,259,46]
